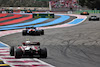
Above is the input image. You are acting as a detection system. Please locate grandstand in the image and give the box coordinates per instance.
[0,0,49,7]
[50,0,79,11]
[50,0,78,8]
[0,0,80,11]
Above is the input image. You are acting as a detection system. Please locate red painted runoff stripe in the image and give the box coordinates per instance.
[7,60,39,63]
[0,54,9,56]
[0,15,32,26]
[14,64,48,67]
[0,14,22,21]
[0,14,7,17]
[0,51,9,53]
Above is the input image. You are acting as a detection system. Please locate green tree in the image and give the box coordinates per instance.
[79,0,100,10]
[79,0,86,7]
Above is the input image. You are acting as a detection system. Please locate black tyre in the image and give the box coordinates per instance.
[41,30,44,35]
[22,30,27,36]
[97,18,99,21]
[15,49,23,58]
[37,42,40,45]
[87,13,89,15]
[10,46,14,56]
[36,31,41,35]
[89,18,91,21]
[40,48,47,58]
[80,13,83,15]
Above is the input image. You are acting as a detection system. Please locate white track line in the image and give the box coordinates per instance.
[0,41,10,48]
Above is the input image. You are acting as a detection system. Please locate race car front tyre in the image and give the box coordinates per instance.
[89,19,91,21]
[41,30,44,35]
[22,30,27,36]
[15,49,23,58]
[10,46,14,56]
[40,48,47,58]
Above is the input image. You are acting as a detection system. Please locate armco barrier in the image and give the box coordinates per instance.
[75,10,100,14]
[33,13,55,18]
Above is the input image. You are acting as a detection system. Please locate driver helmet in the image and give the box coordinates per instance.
[25,39,31,44]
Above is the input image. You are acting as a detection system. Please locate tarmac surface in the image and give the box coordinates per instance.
[0,14,100,67]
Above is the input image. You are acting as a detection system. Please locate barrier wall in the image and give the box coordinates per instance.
[33,13,55,18]
[75,10,100,14]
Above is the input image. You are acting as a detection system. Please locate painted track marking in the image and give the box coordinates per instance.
[0,14,87,37]
[0,42,55,67]
[0,14,87,67]
[0,14,7,17]
[0,14,22,22]
[0,18,49,28]
[34,15,70,27]
[0,14,32,26]
[0,15,70,30]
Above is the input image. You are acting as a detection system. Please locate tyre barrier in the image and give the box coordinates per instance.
[0,60,10,67]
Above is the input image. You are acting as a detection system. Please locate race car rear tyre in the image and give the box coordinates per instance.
[36,31,41,35]
[10,46,14,56]
[15,49,23,58]
[40,48,47,58]
[87,13,89,15]
[22,30,27,36]
[97,18,99,21]
[41,30,44,35]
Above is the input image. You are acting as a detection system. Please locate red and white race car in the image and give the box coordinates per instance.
[10,41,47,58]
[22,27,44,36]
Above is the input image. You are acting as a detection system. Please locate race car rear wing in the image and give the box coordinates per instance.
[22,42,40,46]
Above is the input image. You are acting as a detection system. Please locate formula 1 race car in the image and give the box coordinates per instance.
[80,12,89,15]
[89,16,99,21]
[10,41,47,58]
[25,10,32,13]
[22,27,44,36]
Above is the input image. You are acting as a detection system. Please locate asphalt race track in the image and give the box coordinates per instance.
[0,14,100,67]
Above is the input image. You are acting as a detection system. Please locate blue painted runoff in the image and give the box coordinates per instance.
[67,19,84,24]
[0,19,84,31]
[0,15,69,28]
[0,26,27,30]
[0,15,70,30]
[34,15,70,27]
[0,18,49,28]
[0,43,8,47]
